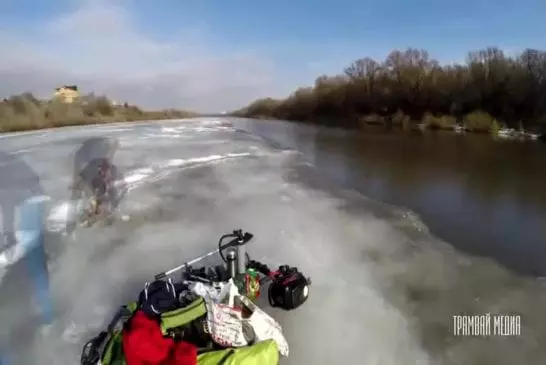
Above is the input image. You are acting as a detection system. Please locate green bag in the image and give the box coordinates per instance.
[100,332,125,365]
[160,297,208,336]
[99,302,138,365]
[197,340,279,365]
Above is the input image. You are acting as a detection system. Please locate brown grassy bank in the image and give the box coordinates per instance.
[0,92,198,133]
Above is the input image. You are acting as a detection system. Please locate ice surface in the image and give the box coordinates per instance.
[0,119,545,365]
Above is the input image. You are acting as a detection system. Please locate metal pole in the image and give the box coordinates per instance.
[156,248,220,279]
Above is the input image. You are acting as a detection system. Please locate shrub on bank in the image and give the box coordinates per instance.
[0,92,197,133]
[392,110,411,128]
[463,111,498,133]
[422,113,457,130]
[239,98,281,119]
[358,113,386,126]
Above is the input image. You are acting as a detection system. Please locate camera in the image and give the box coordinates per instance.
[268,266,311,310]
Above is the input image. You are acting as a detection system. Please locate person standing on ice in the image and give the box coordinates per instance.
[66,136,125,233]
[0,151,53,364]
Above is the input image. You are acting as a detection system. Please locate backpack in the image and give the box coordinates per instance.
[196,340,279,365]
[81,302,137,365]
[81,297,210,365]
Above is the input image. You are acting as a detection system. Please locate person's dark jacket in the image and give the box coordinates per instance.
[67,137,124,231]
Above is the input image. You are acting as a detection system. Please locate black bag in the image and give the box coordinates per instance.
[138,279,179,318]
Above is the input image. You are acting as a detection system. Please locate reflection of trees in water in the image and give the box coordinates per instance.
[310,129,353,188]
[311,130,546,210]
[461,138,546,209]
[311,130,446,201]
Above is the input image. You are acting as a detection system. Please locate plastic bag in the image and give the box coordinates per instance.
[204,301,249,348]
[190,280,289,356]
[191,280,249,348]
[190,279,238,306]
[239,296,289,357]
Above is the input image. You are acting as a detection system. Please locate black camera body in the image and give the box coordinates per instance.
[268,266,311,310]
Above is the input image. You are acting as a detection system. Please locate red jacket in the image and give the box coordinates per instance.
[123,310,197,365]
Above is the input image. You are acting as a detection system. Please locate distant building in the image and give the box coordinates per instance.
[53,85,80,103]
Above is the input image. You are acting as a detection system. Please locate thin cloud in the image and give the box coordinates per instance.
[0,1,284,112]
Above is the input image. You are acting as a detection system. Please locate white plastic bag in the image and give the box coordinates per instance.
[191,279,249,348]
[205,301,249,348]
[190,279,239,306]
[189,280,289,356]
[238,295,290,357]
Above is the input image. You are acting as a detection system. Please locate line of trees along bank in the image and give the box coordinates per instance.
[235,47,546,133]
[0,92,197,132]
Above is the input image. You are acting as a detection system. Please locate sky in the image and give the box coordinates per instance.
[0,0,544,113]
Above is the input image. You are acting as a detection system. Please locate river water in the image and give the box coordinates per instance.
[235,119,546,277]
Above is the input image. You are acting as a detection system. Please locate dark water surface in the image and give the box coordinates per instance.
[236,119,546,277]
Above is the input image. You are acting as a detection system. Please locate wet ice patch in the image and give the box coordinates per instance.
[165,158,186,167]
[176,154,220,164]
[132,167,154,175]
[124,173,149,185]
[163,152,253,168]
[201,119,224,125]
[46,201,78,232]
[161,127,182,133]
[25,195,51,204]
[160,122,235,135]
[62,322,84,344]
[194,126,235,133]
[142,132,183,139]
[14,148,38,154]
[100,128,133,133]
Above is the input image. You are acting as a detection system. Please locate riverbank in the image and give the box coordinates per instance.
[235,47,546,137]
[358,112,544,141]
[0,93,198,133]
[241,111,545,142]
